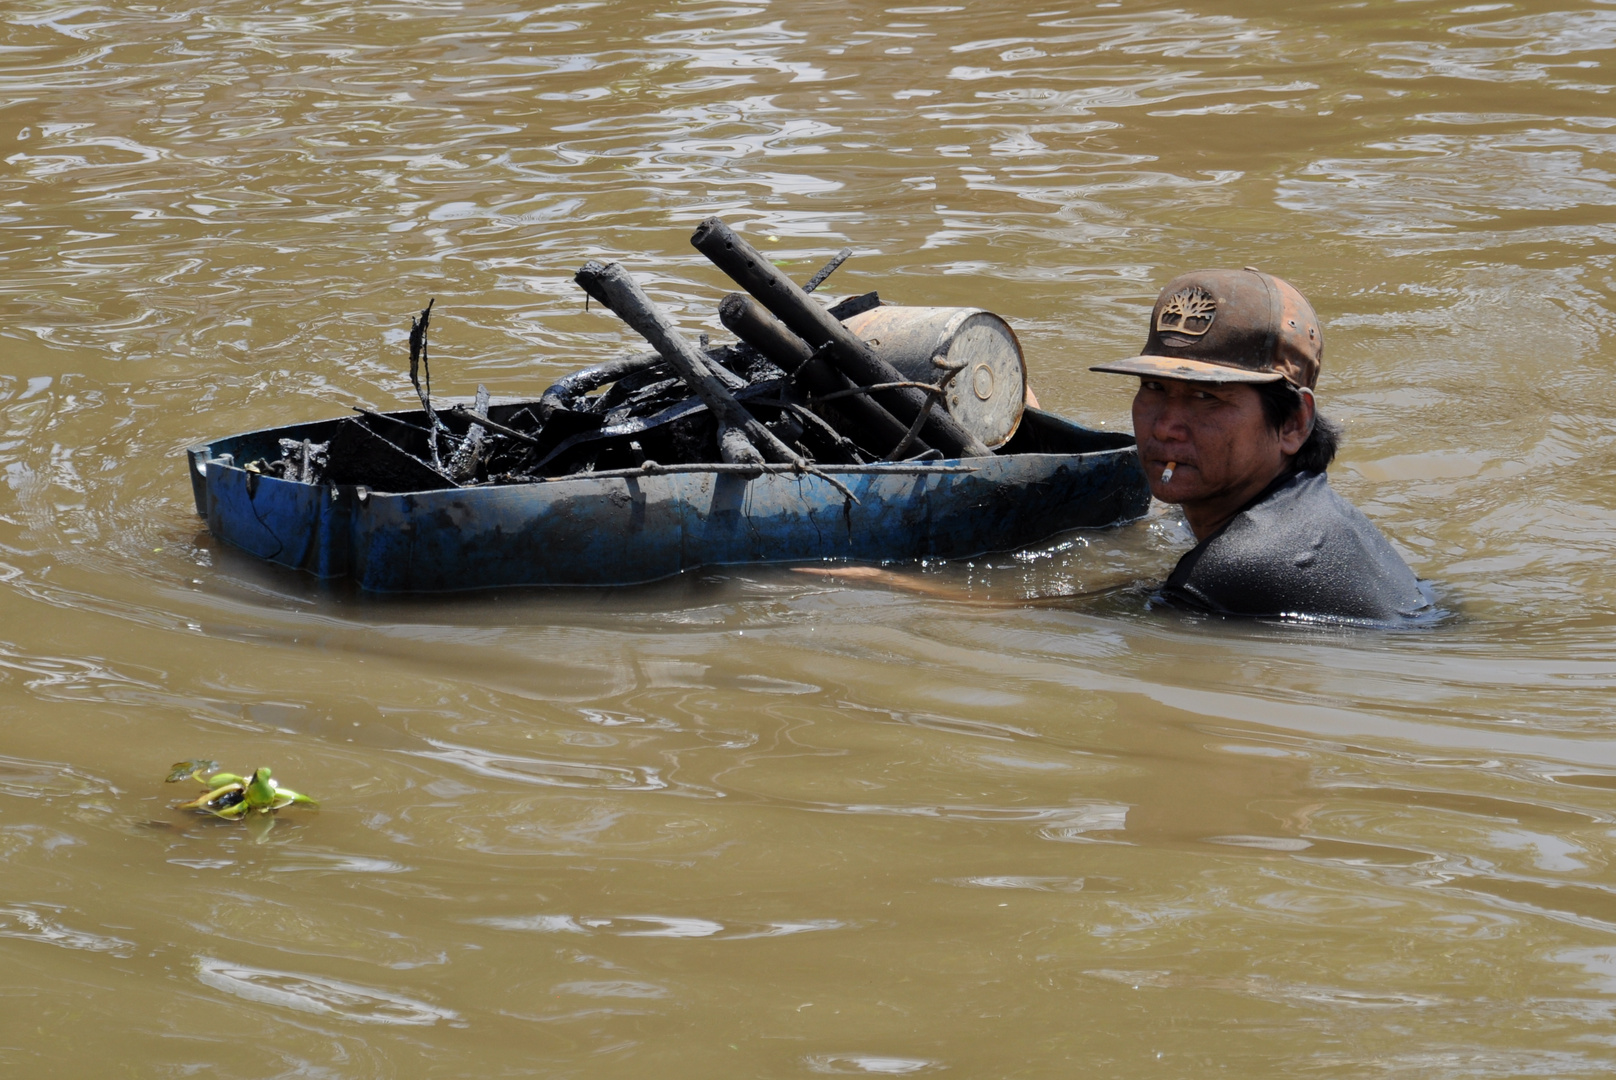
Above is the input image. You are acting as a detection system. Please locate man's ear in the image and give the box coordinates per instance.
[1279,387,1315,456]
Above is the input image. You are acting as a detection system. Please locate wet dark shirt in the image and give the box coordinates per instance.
[1161,470,1429,623]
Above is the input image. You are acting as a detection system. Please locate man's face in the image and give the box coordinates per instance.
[1131,377,1286,508]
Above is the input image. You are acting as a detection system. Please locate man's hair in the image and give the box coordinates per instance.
[1255,379,1340,474]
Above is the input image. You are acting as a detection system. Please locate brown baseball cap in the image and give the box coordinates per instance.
[1090,268,1323,389]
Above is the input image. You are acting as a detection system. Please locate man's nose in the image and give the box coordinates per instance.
[1149,399,1192,443]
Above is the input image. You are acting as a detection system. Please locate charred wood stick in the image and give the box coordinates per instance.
[803,247,852,294]
[406,299,451,469]
[530,377,803,474]
[751,398,869,465]
[444,405,538,445]
[704,349,748,390]
[885,361,965,462]
[345,407,459,485]
[887,395,938,462]
[717,292,922,457]
[447,384,491,481]
[358,402,535,454]
[811,380,950,403]
[352,405,466,469]
[691,217,991,459]
[573,260,798,467]
[825,291,881,321]
[277,438,328,485]
[715,291,813,370]
[353,405,437,437]
[625,346,745,389]
[538,347,747,423]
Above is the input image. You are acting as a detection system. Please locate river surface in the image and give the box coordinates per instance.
[5,0,1616,1075]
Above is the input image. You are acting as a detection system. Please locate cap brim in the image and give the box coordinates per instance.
[1089,354,1287,384]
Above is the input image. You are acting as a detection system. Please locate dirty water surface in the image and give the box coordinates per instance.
[5,0,1616,1076]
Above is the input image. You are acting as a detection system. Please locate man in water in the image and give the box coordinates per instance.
[1090,268,1429,622]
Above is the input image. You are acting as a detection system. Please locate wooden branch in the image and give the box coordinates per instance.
[691,217,992,458]
[803,247,852,294]
[749,397,869,464]
[444,405,537,445]
[341,409,459,487]
[406,298,449,469]
[884,362,965,462]
[717,292,923,458]
[811,380,947,403]
[574,260,800,467]
[446,383,491,482]
[716,291,813,371]
[352,405,439,438]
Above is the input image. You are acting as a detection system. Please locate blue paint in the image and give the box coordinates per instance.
[185,406,1149,591]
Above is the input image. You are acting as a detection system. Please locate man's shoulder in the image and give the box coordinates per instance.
[1164,470,1429,622]
[1235,470,1376,542]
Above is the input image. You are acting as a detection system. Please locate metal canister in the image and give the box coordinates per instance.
[840,306,1027,449]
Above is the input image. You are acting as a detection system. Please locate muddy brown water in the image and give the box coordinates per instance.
[5,1,1616,1075]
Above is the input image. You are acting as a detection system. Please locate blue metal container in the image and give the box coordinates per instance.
[184,404,1148,591]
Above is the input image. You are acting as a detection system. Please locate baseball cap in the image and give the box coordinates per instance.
[1090,268,1323,389]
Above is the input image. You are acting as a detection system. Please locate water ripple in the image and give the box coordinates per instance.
[0,904,133,956]
[471,912,845,939]
[195,956,461,1026]
[403,736,668,791]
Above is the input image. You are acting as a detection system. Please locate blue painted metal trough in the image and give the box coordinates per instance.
[185,404,1149,591]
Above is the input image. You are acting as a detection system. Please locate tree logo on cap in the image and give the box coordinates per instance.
[1157,287,1216,337]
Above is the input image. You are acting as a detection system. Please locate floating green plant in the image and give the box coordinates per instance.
[166,759,318,819]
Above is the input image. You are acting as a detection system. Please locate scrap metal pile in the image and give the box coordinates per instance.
[244,217,1015,496]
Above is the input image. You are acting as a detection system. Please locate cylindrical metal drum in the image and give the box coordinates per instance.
[840,306,1027,449]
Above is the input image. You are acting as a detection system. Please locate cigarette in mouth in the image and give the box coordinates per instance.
[1161,461,1176,484]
